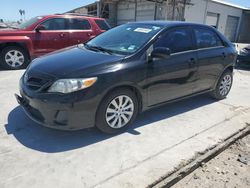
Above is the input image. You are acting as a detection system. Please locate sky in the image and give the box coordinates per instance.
[0,0,94,21]
[1,0,250,21]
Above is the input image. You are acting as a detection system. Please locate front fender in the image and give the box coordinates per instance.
[0,36,34,56]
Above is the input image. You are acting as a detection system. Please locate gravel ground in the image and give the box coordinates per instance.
[173,134,250,188]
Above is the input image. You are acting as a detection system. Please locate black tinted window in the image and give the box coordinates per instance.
[154,28,193,53]
[41,18,67,30]
[194,28,223,49]
[69,19,91,30]
[95,20,111,30]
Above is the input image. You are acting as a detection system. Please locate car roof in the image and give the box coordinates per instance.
[41,14,105,20]
[127,21,211,28]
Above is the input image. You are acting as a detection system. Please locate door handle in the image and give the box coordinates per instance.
[222,52,226,59]
[188,58,196,67]
[59,33,66,38]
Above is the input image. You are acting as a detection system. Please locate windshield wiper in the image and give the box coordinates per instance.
[85,44,113,55]
[9,26,19,29]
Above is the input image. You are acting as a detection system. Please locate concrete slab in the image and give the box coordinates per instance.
[0,69,250,188]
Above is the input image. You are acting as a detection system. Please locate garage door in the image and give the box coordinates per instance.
[206,12,219,28]
[136,1,155,21]
[225,15,239,42]
[117,1,136,25]
[117,1,156,25]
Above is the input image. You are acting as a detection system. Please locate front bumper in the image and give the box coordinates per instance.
[16,79,100,131]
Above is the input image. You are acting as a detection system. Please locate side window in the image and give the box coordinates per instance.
[95,20,111,30]
[194,28,223,49]
[69,19,91,30]
[40,18,67,30]
[154,28,193,53]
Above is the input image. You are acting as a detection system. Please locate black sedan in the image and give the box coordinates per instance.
[16,21,237,134]
[237,45,250,67]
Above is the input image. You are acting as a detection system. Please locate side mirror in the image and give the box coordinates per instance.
[150,47,171,59]
[35,25,46,32]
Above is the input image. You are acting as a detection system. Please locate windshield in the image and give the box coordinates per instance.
[18,16,43,29]
[86,24,163,55]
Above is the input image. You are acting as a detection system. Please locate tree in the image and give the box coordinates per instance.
[19,9,25,21]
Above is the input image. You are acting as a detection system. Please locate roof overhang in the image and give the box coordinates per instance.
[211,0,250,10]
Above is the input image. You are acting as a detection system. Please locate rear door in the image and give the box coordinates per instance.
[192,26,227,93]
[147,27,198,106]
[33,18,69,55]
[68,18,94,46]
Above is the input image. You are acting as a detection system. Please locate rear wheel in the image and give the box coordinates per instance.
[210,70,233,100]
[0,46,29,70]
[96,88,139,134]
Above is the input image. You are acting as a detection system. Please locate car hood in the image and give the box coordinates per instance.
[0,29,29,37]
[0,28,26,35]
[27,45,125,78]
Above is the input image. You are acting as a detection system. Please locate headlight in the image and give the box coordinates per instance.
[48,77,97,93]
[239,49,248,55]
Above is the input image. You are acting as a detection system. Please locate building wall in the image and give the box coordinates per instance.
[68,7,88,14]
[117,1,136,25]
[107,3,118,27]
[184,0,242,41]
[184,0,207,23]
[69,0,249,42]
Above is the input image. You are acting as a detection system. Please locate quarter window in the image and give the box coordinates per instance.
[194,28,223,49]
[69,19,91,30]
[154,28,193,53]
[95,20,111,30]
[40,18,67,30]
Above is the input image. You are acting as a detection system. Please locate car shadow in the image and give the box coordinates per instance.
[5,94,216,153]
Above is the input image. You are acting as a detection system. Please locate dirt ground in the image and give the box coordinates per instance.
[173,134,250,188]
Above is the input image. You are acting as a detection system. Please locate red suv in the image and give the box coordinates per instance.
[0,14,110,70]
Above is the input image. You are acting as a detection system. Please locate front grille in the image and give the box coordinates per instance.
[25,74,52,92]
[26,104,45,122]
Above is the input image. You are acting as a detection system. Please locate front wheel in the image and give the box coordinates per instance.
[210,70,233,100]
[0,46,30,70]
[96,88,139,134]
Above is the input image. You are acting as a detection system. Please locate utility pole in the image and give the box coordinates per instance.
[154,0,157,20]
[172,0,176,20]
[19,9,23,21]
[203,0,209,24]
[135,0,138,21]
[23,10,26,21]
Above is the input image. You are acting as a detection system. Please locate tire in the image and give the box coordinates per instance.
[0,46,30,70]
[210,70,233,100]
[96,88,139,134]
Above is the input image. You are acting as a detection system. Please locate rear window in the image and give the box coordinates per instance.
[194,28,224,49]
[95,20,111,30]
[69,19,91,30]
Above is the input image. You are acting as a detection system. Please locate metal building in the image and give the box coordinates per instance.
[184,0,250,42]
[68,0,191,27]
[68,0,250,42]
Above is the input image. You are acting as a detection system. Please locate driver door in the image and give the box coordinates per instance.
[33,18,70,55]
[146,27,198,106]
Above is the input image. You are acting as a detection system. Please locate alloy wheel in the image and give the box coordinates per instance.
[105,95,134,129]
[5,50,25,68]
[219,74,232,96]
